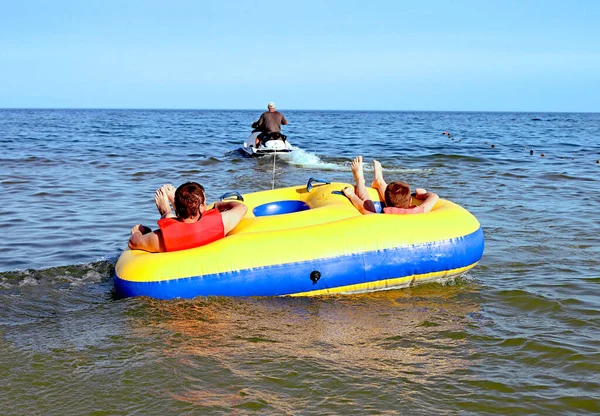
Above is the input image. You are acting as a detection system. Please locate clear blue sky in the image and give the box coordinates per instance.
[2,0,599,111]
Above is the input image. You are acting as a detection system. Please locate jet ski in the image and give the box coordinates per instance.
[240,131,294,158]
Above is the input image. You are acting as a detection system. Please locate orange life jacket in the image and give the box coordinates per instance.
[383,205,425,215]
[157,209,224,252]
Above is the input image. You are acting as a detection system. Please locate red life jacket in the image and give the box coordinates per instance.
[383,205,425,215]
[157,209,225,252]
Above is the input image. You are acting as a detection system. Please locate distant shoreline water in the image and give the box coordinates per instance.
[2,107,599,113]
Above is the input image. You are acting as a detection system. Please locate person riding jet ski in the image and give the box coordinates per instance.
[251,101,289,147]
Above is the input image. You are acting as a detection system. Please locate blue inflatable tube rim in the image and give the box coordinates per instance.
[253,200,311,217]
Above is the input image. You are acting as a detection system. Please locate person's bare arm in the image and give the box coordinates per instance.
[128,224,164,252]
[214,201,248,234]
[414,188,439,213]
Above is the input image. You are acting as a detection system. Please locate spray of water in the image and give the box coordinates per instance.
[285,148,345,170]
[283,147,429,174]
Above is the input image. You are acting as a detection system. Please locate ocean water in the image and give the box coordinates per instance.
[0,109,599,415]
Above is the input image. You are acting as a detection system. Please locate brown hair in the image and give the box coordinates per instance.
[384,181,411,208]
[174,182,205,220]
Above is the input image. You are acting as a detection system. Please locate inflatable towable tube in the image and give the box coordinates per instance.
[114,178,484,299]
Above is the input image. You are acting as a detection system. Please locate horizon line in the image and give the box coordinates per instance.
[1,107,598,114]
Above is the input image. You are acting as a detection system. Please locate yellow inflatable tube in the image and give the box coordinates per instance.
[114,179,484,299]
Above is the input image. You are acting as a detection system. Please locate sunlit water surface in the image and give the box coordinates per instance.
[1,110,599,414]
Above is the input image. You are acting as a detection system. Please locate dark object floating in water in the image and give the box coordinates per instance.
[530,150,534,155]
[541,153,545,157]
[491,144,495,148]
[442,131,452,138]
[532,118,542,121]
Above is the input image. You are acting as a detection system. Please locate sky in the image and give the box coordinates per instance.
[1,0,599,111]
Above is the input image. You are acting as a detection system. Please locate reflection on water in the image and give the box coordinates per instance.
[131,281,480,411]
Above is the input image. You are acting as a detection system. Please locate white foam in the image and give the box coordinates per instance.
[283,148,430,174]
[284,148,345,171]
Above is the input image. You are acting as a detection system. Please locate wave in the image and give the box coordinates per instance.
[0,260,115,289]
[429,153,488,163]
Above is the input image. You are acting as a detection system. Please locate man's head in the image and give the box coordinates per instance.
[267,102,276,111]
[384,181,411,208]
[174,182,206,220]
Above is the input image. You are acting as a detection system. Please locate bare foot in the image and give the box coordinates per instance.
[164,184,176,205]
[155,187,172,217]
[351,156,365,183]
[371,159,383,188]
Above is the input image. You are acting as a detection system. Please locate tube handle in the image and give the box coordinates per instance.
[219,191,244,201]
[306,177,331,192]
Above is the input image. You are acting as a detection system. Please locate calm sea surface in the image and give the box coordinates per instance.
[1,109,599,415]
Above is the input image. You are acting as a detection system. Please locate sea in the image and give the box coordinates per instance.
[0,109,599,415]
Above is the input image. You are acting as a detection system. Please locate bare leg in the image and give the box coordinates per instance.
[345,156,376,214]
[342,185,376,215]
[351,156,370,201]
[371,159,388,202]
